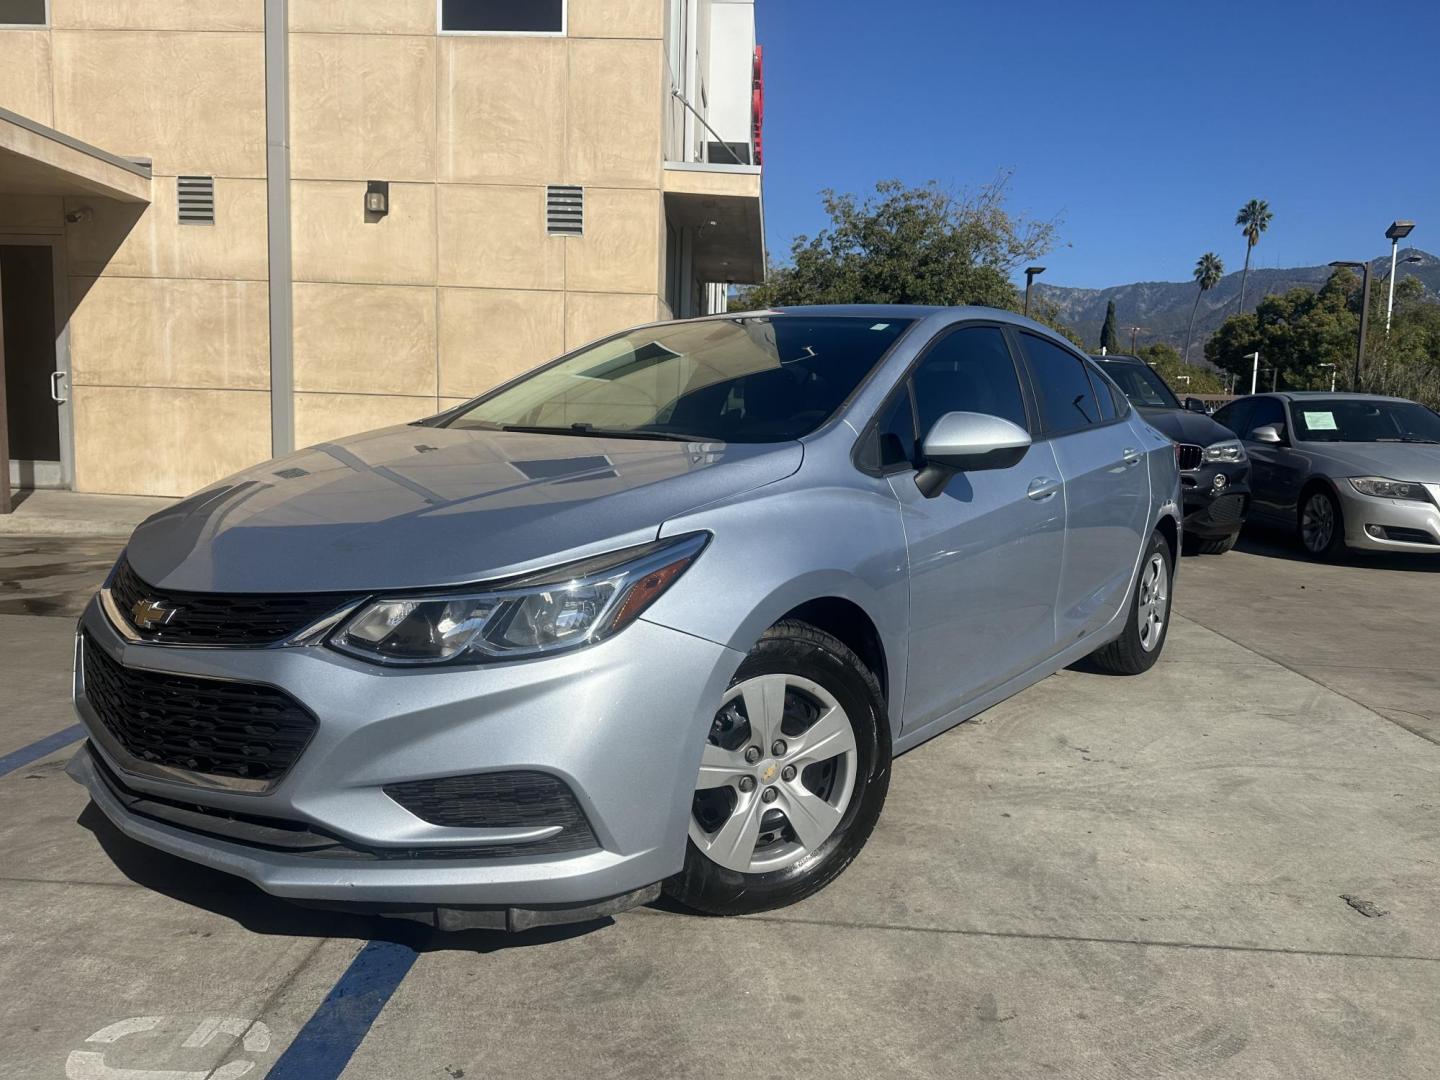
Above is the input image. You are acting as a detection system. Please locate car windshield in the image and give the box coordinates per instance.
[1290,398,1440,443]
[1096,361,1180,408]
[440,316,913,443]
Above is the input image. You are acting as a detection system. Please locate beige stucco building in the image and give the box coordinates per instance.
[0,0,763,498]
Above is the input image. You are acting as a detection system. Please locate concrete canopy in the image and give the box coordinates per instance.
[0,107,151,204]
[664,162,765,286]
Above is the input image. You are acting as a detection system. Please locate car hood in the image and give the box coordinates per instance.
[126,425,803,592]
[1299,442,1440,482]
[1137,406,1233,446]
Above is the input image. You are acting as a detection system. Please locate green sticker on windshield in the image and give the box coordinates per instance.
[1304,410,1337,430]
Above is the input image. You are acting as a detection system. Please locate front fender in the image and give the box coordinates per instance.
[641,479,911,728]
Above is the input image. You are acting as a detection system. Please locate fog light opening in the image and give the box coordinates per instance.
[1211,473,1228,492]
[1366,524,1385,539]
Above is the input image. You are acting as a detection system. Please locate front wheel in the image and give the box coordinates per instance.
[1298,488,1347,560]
[1089,529,1173,675]
[1197,532,1238,555]
[665,620,891,915]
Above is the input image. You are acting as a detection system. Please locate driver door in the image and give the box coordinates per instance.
[1240,397,1304,520]
[885,324,1064,733]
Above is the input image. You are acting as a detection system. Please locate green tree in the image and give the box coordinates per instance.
[1206,268,1359,391]
[1183,252,1224,364]
[1099,299,1120,353]
[1135,342,1225,394]
[733,176,1059,310]
[1366,276,1440,402]
[1233,198,1273,315]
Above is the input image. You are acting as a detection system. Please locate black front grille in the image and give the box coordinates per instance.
[108,555,357,646]
[1176,444,1204,471]
[82,632,317,784]
[385,772,598,855]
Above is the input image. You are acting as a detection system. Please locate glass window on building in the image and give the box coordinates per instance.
[0,0,47,26]
[441,0,565,33]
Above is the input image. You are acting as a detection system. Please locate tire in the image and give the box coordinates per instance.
[1089,529,1172,676]
[1197,532,1238,555]
[665,620,891,916]
[1298,486,1347,560]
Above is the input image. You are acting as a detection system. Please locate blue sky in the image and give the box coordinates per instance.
[754,0,1439,290]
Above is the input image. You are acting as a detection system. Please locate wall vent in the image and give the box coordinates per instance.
[177,176,215,225]
[545,185,583,236]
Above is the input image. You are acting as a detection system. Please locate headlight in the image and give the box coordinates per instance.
[1348,477,1432,502]
[331,533,708,665]
[1202,439,1246,464]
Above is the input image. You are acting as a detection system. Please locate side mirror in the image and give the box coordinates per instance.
[915,411,1032,498]
[1251,423,1283,445]
[1184,397,1208,413]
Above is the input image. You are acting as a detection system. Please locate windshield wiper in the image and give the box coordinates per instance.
[501,423,706,443]
[1375,436,1440,444]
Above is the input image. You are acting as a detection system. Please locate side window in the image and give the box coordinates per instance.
[1214,399,1252,439]
[909,326,1028,441]
[1087,362,1118,421]
[876,388,917,468]
[1019,333,1100,433]
[1248,397,1285,437]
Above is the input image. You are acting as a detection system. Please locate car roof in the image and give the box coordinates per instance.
[1255,391,1416,404]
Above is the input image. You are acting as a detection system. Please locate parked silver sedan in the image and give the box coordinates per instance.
[1213,392,1440,557]
[69,306,1180,929]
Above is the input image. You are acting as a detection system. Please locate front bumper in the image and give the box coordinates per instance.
[1180,463,1250,539]
[1337,484,1440,553]
[70,596,743,910]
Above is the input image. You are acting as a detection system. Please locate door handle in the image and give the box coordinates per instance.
[50,371,68,405]
[1122,447,1142,466]
[1027,476,1060,501]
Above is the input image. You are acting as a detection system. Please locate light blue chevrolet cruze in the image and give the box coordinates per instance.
[70,306,1180,930]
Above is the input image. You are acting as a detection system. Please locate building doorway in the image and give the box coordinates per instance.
[1,240,71,491]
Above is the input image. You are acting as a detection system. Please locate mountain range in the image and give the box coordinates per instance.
[1033,247,1440,362]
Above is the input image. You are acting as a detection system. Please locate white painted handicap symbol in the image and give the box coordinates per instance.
[66,1016,272,1080]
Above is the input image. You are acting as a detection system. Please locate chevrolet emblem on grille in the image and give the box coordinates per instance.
[130,597,178,630]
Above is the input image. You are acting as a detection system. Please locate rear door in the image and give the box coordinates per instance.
[878,323,1064,731]
[1015,331,1150,645]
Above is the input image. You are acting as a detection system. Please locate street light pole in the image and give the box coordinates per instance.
[1330,260,1373,391]
[1023,266,1045,317]
[1384,221,1415,334]
[1246,351,1260,394]
[1318,363,1336,392]
[1127,326,1143,353]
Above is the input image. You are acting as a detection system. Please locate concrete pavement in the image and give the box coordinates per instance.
[0,535,1437,1078]
[1178,528,1440,743]
[0,489,173,538]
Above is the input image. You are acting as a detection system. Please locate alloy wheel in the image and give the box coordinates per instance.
[1136,551,1169,652]
[1301,493,1335,554]
[690,673,858,874]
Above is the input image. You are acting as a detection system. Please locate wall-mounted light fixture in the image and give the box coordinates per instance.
[365,181,389,220]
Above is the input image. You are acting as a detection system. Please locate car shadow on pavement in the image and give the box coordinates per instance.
[1232,525,1440,572]
[77,803,616,953]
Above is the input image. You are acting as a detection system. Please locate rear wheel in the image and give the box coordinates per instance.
[1089,529,1172,675]
[1298,487,1347,560]
[666,620,890,915]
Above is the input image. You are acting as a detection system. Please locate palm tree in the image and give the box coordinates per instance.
[1183,252,1224,363]
[1234,198,1273,314]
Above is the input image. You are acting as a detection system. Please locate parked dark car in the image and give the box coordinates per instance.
[1093,354,1249,553]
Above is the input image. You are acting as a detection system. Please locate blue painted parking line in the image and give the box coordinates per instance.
[265,939,419,1080]
[0,724,84,778]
